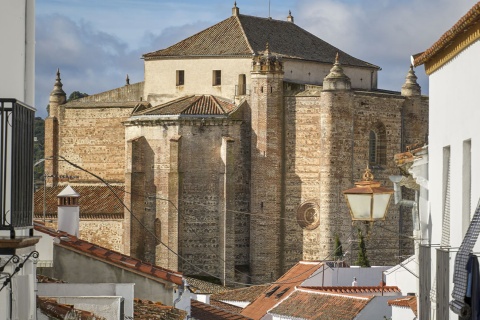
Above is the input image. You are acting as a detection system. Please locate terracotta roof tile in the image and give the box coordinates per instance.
[211,284,269,303]
[34,186,124,219]
[191,300,253,320]
[134,298,187,320]
[301,285,401,295]
[134,95,237,116]
[36,274,65,283]
[414,2,480,66]
[185,276,230,294]
[210,299,244,314]
[34,222,183,286]
[241,261,324,319]
[143,15,377,69]
[37,296,105,320]
[388,296,418,316]
[268,288,373,320]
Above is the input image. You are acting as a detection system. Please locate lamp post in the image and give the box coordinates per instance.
[343,166,394,222]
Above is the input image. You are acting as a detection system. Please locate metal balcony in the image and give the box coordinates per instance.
[0,99,35,237]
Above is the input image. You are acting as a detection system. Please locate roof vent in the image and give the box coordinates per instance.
[265,285,280,297]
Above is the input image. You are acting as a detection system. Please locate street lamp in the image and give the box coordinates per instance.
[343,166,394,222]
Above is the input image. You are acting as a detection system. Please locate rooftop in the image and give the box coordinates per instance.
[34,185,125,219]
[191,299,253,320]
[37,296,105,320]
[210,284,269,303]
[388,296,418,316]
[134,298,187,319]
[34,222,183,286]
[301,285,401,295]
[241,261,324,319]
[143,12,377,69]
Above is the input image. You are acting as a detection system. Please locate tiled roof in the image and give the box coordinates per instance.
[414,2,480,66]
[185,276,230,294]
[211,284,269,303]
[37,296,105,320]
[210,299,244,314]
[134,95,237,116]
[241,261,323,319]
[301,286,401,294]
[388,296,418,316]
[34,186,125,219]
[34,222,183,286]
[191,300,253,320]
[134,298,187,320]
[37,274,65,283]
[143,14,378,69]
[268,288,373,320]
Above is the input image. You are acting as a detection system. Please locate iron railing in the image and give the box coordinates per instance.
[0,99,35,235]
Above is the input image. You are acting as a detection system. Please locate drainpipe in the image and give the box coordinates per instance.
[173,279,186,311]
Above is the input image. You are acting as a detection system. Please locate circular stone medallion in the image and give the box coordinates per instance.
[296,202,320,230]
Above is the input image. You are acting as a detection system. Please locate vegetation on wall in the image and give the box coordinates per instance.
[356,229,371,267]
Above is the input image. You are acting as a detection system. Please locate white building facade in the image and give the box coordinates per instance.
[414,2,480,319]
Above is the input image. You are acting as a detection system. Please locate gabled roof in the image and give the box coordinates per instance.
[191,300,253,320]
[267,288,373,320]
[143,14,378,69]
[388,296,418,316]
[34,223,183,286]
[34,186,124,219]
[241,261,323,319]
[211,284,269,303]
[133,95,237,116]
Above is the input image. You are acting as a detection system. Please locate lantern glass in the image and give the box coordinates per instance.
[372,193,391,219]
[345,194,372,220]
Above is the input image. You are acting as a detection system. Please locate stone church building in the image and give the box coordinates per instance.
[39,4,428,284]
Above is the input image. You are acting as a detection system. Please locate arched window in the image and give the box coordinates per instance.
[368,122,387,166]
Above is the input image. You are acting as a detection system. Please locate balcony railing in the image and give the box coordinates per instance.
[0,99,35,236]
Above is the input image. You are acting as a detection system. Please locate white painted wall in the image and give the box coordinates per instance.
[0,0,35,105]
[391,305,416,320]
[302,266,390,287]
[425,39,480,319]
[54,296,122,320]
[384,256,418,295]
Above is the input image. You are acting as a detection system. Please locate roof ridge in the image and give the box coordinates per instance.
[235,14,255,54]
[137,95,194,115]
[209,95,226,114]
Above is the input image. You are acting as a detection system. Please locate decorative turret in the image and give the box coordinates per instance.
[287,10,294,23]
[323,53,351,91]
[49,68,66,112]
[232,1,239,16]
[126,74,130,86]
[401,65,421,96]
[252,43,283,74]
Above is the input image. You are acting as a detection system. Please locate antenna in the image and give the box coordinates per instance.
[269,0,271,18]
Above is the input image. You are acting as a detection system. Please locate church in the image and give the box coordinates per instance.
[39,3,428,285]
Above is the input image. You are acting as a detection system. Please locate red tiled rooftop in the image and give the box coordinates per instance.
[34,185,125,219]
[268,288,373,320]
[241,261,323,319]
[211,284,269,303]
[37,296,105,320]
[191,300,253,320]
[34,222,183,286]
[210,299,244,314]
[301,285,401,294]
[388,296,418,316]
[134,298,187,319]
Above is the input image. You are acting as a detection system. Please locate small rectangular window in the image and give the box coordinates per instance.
[213,70,221,86]
[176,70,184,86]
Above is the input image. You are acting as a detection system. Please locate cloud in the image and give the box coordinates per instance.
[296,0,474,93]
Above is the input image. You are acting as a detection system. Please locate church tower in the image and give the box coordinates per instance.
[249,44,285,283]
[308,54,354,261]
[45,69,66,187]
[401,66,426,148]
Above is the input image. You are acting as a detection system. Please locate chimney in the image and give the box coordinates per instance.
[57,185,80,237]
[287,10,294,23]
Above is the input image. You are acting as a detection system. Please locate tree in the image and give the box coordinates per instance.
[356,229,370,267]
[333,234,343,260]
[67,91,88,102]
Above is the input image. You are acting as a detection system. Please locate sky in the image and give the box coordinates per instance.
[35,0,477,118]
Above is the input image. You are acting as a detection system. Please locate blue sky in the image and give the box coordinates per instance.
[35,0,476,117]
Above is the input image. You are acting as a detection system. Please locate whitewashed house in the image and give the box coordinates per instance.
[412,2,480,319]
